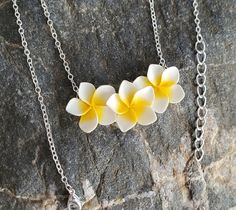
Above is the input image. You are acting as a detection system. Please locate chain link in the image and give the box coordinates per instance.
[193,0,207,162]
[40,0,79,94]
[148,0,166,67]
[12,0,75,194]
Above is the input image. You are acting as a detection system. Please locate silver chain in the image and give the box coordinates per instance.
[193,0,207,162]
[40,0,79,94]
[12,0,76,195]
[149,0,166,67]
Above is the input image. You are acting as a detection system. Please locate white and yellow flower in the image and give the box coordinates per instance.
[106,80,157,132]
[133,64,185,113]
[66,82,116,133]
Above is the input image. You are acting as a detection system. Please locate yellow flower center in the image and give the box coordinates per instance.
[154,85,171,98]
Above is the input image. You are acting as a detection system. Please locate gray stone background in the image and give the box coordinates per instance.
[0,0,235,209]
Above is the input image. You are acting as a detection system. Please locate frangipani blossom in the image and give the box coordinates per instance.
[106,80,157,132]
[66,82,116,133]
[133,64,185,113]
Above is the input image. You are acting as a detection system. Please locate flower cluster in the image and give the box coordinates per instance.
[66,64,185,133]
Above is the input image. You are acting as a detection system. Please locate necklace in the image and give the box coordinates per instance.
[12,0,207,209]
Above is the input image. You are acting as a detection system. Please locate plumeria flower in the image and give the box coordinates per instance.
[106,80,157,132]
[66,82,116,133]
[133,64,185,113]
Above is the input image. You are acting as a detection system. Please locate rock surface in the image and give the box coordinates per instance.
[0,0,236,209]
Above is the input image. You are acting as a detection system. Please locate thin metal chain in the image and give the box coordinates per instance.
[12,0,75,195]
[40,0,79,94]
[193,0,207,162]
[148,0,166,67]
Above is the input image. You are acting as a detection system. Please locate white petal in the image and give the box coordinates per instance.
[106,94,129,114]
[92,85,115,106]
[133,76,151,90]
[132,86,155,107]
[137,107,157,125]
[160,66,179,86]
[116,109,137,132]
[95,106,116,125]
[66,98,90,116]
[119,80,137,106]
[152,96,169,113]
[169,84,185,103]
[79,108,98,133]
[147,64,164,86]
[79,82,95,104]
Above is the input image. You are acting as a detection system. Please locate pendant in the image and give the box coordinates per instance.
[67,193,82,210]
[66,64,185,133]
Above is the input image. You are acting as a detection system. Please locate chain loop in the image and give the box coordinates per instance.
[197,107,207,120]
[196,52,206,64]
[195,41,205,54]
[12,0,75,194]
[148,0,166,67]
[193,0,207,162]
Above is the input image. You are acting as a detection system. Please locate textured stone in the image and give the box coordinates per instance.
[0,0,236,209]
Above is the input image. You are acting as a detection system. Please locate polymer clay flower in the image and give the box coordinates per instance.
[66,82,116,133]
[106,80,157,132]
[133,64,185,113]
